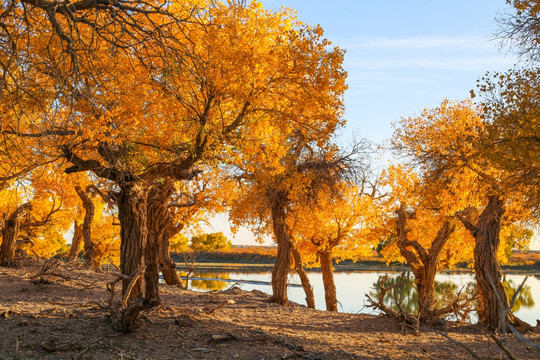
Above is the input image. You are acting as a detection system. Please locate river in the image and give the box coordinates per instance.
[174,270,540,326]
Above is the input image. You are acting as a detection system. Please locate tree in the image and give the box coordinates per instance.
[477,68,540,213]
[169,234,189,253]
[190,232,231,252]
[391,99,534,329]
[230,137,363,306]
[293,180,381,312]
[380,165,475,321]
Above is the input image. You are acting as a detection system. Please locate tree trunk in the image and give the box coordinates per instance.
[396,206,455,321]
[118,181,148,302]
[111,181,156,332]
[319,250,337,311]
[270,200,292,305]
[461,196,528,330]
[75,186,99,268]
[291,245,315,309]
[67,220,83,261]
[145,181,176,303]
[158,225,185,287]
[0,203,32,267]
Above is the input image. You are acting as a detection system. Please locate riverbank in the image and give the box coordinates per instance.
[1,259,539,359]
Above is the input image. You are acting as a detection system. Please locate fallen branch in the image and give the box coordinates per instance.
[204,300,236,315]
[436,329,482,360]
[122,267,145,307]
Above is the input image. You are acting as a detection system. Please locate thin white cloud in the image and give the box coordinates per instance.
[346,56,516,71]
[338,35,493,49]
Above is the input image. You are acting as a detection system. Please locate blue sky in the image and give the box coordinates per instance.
[260,0,517,143]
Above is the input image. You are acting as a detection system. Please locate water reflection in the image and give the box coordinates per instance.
[368,274,534,316]
[160,270,539,325]
[178,271,231,291]
[504,279,535,312]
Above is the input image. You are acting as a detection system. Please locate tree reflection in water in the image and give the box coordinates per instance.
[369,274,534,318]
[503,279,535,312]
[177,271,231,291]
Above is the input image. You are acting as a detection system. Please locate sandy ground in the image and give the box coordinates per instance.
[0,259,539,360]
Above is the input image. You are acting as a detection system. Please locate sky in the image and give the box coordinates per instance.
[205,1,540,249]
[259,0,518,143]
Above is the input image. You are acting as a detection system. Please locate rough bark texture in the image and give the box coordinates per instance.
[146,181,176,303]
[270,198,291,306]
[0,203,32,267]
[67,220,83,261]
[396,207,455,321]
[158,225,184,287]
[319,250,337,312]
[291,245,315,309]
[460,196,528,330]
[75,186,99,268]
[118,181,148,302]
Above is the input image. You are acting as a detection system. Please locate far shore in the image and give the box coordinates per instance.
[174,260,540,275]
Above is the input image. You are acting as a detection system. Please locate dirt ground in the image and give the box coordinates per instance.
[0,259,538,360]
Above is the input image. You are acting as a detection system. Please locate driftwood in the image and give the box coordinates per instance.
[364,275,418,328]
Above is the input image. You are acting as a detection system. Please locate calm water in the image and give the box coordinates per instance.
[177,270,540,326]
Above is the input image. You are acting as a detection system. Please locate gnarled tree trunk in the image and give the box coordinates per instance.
[111,181,157,332]
[460,196,529,330]
[67,220,83,261]
[396,207,455,321]
[0,203,32,267]
[291,245,315,309]
[319,249,337,312]
[158,225,185,287]
[270,198,292,305]
[145,181,176,303]
[75,186,99,268]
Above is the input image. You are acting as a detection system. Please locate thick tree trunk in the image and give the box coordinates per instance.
[75,186,99,268]
[319,250,337,312]
[461,196,528,330]
[110,181,157,332]
[118,182,148,302]
[145,181,176,303]
[416,265,437,319]
[270,200,292,306]
[291,245,315,309]
[67,220,83,261]
[0,203,32,267]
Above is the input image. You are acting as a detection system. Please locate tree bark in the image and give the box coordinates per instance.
[461,196,528,330]
[319,249,337,312]
[145,181,176,303]
[291,245,315,309]
[158,225,185,287]
[75,186,99,268]
[270,199,292,305]
[118,181,148,302]
[0,203,32,267]
[67,220,83,261]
